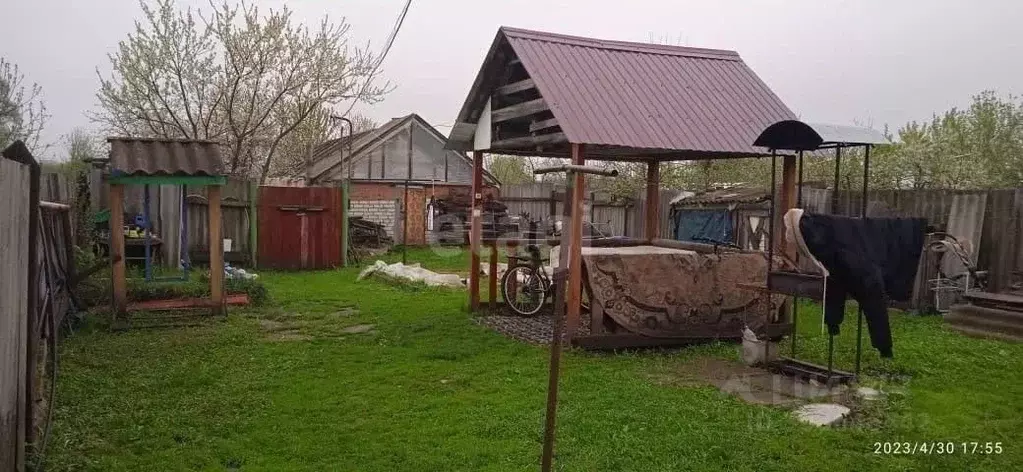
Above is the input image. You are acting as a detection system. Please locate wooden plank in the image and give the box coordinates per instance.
[645,161,660,240]
[490,132,567,149]
[0,157,29,470]
[208,186,224,316]
[529,118,560,133]
[492,98,548,123]
[496,78,536,96]
[126,293,250,312]
[469,151,484,311]
[110,184,128,318]
[489,244,498,309]
[566,143,585,339]
[590,300,605,335]
[963,291,1023,308]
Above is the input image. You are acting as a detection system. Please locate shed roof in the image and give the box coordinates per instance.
[107,137,224,176]
[449,27,797,161]
[308,114,498,185]
[673,185,770,207]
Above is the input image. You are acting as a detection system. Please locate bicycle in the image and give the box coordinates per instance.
[501,244,552,316]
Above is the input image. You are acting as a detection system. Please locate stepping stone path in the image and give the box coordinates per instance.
[341,324,376,334]
[794,403,850,426]
[856,387,882,401]
[332,307,360,317]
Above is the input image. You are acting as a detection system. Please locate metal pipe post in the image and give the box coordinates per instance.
[541,185,575,472]
[181,186,190,279]
[831,146,842,214]
[827,333,835,381]
[144,184,152,281]
[767,151,777,281]
[792,150,804,357]
[797,151,804,206]
[855,145,872,377]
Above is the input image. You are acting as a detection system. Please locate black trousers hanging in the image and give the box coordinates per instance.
[799,214,927,358]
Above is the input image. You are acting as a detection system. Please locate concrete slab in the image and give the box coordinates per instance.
[676,358,846,406]
[795,403,850,426]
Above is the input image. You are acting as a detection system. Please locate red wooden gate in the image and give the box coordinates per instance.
[258,186,342,270]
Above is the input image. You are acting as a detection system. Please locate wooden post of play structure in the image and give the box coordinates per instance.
[779,155,797,254]
[645,160,660,240]
[110,184,127,319]
[469,151,484,311]
[565,144,585,338]
[209,185,225,316]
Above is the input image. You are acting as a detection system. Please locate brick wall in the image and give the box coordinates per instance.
[349,200,398,238]
[349,181,499,246]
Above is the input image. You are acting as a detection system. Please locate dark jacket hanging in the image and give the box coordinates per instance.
[798,214,927,358]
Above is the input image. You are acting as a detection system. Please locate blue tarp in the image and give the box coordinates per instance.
[674,209,733,244]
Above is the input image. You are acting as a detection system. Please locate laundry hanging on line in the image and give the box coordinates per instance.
[797,213,927,358]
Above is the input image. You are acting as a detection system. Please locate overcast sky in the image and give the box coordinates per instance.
[4,0,1022,159]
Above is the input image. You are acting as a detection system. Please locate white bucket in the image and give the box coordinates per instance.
[741,327,779,366]
[223,238,233,252]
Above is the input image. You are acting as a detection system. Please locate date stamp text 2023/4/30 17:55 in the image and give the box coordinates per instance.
[874,442,1004,455]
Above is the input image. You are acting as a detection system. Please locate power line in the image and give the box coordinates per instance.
[339,0,412,119]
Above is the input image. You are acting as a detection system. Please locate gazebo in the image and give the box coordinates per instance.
[448,27,801,338]
[105,137,227,320]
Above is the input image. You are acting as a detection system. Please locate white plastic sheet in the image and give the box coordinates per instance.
[358,260,464,288]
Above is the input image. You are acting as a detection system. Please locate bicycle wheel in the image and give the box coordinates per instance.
[502,266,548,316]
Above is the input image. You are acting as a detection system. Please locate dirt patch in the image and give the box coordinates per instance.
[666,357,848,406]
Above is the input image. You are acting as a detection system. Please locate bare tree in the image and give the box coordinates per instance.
[94,0,390,182]
[0,57,49,151]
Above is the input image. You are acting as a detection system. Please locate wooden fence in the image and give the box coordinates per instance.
[803,187,1023,290]
[501,183,676,238]
[1,147,33,471]
[1,142,76,471]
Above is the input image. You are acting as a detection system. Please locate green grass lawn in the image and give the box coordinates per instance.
[47,247,1023,471]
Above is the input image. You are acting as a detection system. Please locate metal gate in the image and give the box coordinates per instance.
[258,186,342,270]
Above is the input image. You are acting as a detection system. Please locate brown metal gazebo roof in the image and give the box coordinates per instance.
[448,27,797,160]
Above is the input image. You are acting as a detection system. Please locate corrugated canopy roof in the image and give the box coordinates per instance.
[107,137,224,176]
[753,120,889,151]
[449,27,797,161]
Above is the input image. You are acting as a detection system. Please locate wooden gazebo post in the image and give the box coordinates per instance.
[468,150,484,310]
[645,160,660,240]
[565,144,585,338]
[208,185,224,315]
